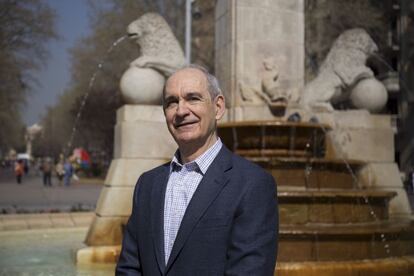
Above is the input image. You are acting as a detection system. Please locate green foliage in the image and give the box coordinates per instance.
[37,0,215,161]
[0,0,57,155]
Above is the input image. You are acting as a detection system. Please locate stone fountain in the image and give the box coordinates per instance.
[218,119,414,274]
[214,1,414,274]
[77,1,414,275]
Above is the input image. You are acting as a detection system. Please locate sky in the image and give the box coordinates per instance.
[22,0,90,126]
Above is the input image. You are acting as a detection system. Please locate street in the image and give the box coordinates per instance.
[0,167,103,213]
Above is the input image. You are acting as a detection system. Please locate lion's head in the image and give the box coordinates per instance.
[333,28,378,56]
[127,13,168,42]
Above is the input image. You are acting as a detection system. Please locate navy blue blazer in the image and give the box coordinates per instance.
[116,145,278,275]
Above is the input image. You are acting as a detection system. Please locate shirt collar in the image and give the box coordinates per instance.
[170,139,223,175]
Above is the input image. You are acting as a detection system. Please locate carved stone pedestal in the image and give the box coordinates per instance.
[76,105,175,264]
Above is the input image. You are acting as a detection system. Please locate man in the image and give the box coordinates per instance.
[42,159,53,187]
[116,65,278,275]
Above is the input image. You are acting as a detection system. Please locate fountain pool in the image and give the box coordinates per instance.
[0,227,115,275]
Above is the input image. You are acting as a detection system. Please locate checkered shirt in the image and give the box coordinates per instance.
[163,139,222,264]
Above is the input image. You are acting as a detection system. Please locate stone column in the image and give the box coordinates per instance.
[215,0,305,120]
[77,105,176,264]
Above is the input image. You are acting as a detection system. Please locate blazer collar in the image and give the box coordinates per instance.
[165,145,233,272]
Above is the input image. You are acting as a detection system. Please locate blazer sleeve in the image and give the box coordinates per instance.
[225,172,279,276]
[116,177,143,276]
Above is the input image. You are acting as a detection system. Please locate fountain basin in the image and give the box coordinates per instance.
[278,189,395,224]
[250,156,365,189]
[276,256,414,276]
[278,219,414,262]
[218,121,330,158]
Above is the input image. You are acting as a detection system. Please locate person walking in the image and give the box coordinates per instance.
[63,159,73,186]
[42,159,53,187]
[14,160,24,184]
[55,161,65,186]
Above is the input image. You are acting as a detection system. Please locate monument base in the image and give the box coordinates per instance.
[76,105,175,265]
[225,105,412,217]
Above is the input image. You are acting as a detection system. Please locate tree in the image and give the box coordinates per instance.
[37,0,215,161]
[38,0,184,159]
[0,0,57,155]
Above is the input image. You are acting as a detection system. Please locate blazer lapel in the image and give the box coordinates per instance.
[150,164,170,274]
[165,146,233,272]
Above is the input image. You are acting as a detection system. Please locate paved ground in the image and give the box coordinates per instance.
[0,167,103,213]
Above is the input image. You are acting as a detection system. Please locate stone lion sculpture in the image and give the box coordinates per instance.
[301,28,378,110]
[120,13,186,105]
[127,12,185,77]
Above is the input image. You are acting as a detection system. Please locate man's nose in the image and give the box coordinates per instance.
[176,100,190,116]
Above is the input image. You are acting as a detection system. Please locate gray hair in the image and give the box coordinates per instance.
[186,64,223,99]
[164,64,223,100]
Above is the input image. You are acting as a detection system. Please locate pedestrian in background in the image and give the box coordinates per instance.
[42,159,53,187]
[14,160,24,184]
[55,161,65,186]
[63,159,73,186]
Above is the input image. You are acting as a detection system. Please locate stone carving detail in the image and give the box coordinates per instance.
[349,78,388,113]
[301,28,379,111]
[239,57,299,108]
[120,13,186,105]
[262,57,286,103]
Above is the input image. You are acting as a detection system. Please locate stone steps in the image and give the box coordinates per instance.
[277,189,395,224]
[252,156,365,189]
[275,256,414,276]
[278,219,414,262]
[218,120,330,158]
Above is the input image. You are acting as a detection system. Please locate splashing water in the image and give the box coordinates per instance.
[63,36,127,157]
[316,123,393,257]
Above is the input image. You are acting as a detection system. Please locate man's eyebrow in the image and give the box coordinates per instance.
[164,95,177,102]
[185,92,203,98]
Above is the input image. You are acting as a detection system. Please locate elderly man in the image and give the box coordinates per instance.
[116,65,278,275]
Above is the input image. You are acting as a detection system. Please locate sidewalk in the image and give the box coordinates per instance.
[0,168,103,231]
[0,168,103,213]
[0,212,94,231]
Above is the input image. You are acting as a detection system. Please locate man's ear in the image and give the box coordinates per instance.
[214,95,226,120]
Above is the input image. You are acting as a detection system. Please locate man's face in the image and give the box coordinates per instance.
[163,68,225,148]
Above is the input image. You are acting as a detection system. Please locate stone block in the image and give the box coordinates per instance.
[358,163,405,189]
[27,216,53,229]
[1,219,28,230]
[326,128,394,162]
[215,0,230,21]
[76,245,121,264]
[332,111,391,129]
[85,215,128,246]
[116,105,166,123]
[387,187,412,216]
[239,0,263,7]
[50,213,75,228]
[105,158,168,187]
[279,203,308,224]
[356,163,411,216]
[232,106,274,121]
[237,6,256,41]
[95,187,134,217]
[71,212,94,227]
[267,0,304,12]
[278,239,315,262]
[114,121,176,159]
